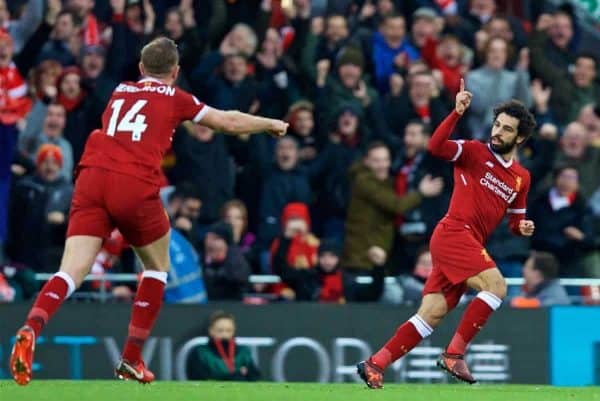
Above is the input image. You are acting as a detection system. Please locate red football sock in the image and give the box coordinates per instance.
[370,315,433,370]
[25,272,76,338]
[446,291,502,355]
[122,271,167,363]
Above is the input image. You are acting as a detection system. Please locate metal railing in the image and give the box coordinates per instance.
[34,273,600,287]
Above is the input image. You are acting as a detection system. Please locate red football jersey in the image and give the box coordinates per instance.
[429,111,530,243]
[78,77,208,185]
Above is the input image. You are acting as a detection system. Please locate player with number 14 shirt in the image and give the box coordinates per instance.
[9,37,288,386]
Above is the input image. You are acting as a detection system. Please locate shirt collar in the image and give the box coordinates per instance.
[487,143,513,168]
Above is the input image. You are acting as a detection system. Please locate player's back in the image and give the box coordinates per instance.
[78,77,206,185]
[442,140,530,243]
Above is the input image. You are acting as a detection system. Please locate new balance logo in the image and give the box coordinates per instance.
[134,301,150,308]
[44,292,60,300]
[486,161,494,168]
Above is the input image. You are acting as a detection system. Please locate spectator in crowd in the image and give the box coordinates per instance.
[314,239,344,303]
[371,13,419,93]
[21,103,73,179]
[166,182,204,252]
[160,3,203,81]
[222,199,258,272]
[6,145,73,272]
[392,121,451,273]
[0,30,32,252]
[409,7,439,52]
[577,104,600,147]
[172,122,235,225]
[519,122,560,196]
[301,13,350,81]
[67,0,100,47]
[254,27,301,119]
[421,32,466,101]
[530,165,594,276]
[258,137,311,252]
[285,100,320,165]
[270,202,320,301]
[193,51,258,113]
[203,222,250,300]
[56,66,91,164]
[186,311,260,381]
[191,23,259,110]
[466,37,532,140]
[19,60,62,152]
[218,22,260,59]
[382,246,432,305]
[530,10,577,80]
[532,48,599,125]
[383,68,448,137]
[554,122,600,200]
[342,141,443,299]
[354,0,396,32]
[474,16,525,65]
[314,46,386,138]
[80,44,118,130]
[37,9,80,66]
[0,0,44,54]
[309,104,368,239]
[164,228,207,304]
[512,252,570,307]
[0,263,38,302]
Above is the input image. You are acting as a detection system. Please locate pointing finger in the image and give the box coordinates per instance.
[460,78,464,92]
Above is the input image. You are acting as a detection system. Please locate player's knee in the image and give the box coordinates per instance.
[418,300,448,326]
[483,278,507,300]
[144,265,170,273]
[59,265,89,289]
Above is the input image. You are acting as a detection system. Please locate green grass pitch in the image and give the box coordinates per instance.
[0,381,599,401]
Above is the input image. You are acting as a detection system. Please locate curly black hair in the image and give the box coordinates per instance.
[493,99,536,141]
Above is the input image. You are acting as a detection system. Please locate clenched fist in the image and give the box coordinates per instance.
[268,120,289,138]
[519,220,535,236]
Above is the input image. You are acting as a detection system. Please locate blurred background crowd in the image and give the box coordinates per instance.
[1,0,599,306]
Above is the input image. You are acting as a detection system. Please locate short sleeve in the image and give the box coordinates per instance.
[452,140,480,167]
[507,173,530,216]
[173,89,210,123]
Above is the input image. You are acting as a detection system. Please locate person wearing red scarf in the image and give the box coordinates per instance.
[270,202,320,300]
[55,66,90,165]
[186,311,260,381]
[315,239,344,303]
[56,67,86,112]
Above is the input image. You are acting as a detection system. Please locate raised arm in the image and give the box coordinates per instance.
[427,78,472,161]
[201,108,288,137]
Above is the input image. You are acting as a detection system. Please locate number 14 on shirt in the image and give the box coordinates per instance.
[106,99,149,141]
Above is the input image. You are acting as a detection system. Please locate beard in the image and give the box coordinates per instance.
[489,136,518,155]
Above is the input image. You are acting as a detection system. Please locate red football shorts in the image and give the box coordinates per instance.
[67,167,170,247]
[424,221,497,309]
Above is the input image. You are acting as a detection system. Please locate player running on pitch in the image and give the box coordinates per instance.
[357,79,536,388]
[9,37,288,386]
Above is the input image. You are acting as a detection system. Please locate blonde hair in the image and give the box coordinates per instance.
[221,199,248,233]
[140,37,179,76]
[231,23,258,56]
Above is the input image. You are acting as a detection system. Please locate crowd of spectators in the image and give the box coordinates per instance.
[1,0,599,305]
